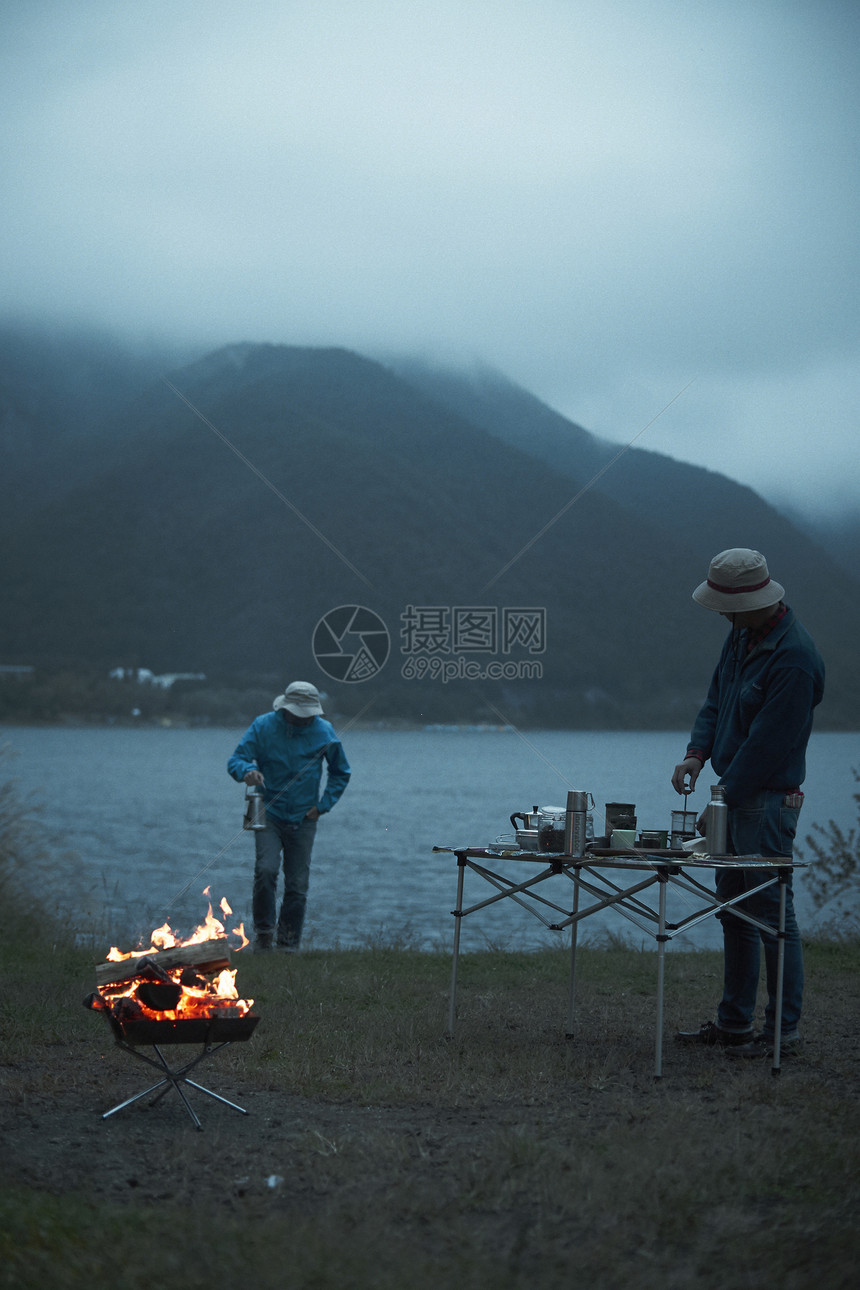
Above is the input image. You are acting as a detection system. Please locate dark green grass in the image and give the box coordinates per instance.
[2,866,859,1289]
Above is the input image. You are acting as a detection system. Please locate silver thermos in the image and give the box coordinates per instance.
[564,790,591,857]
[243,784,268,831]
[705,785,727,855]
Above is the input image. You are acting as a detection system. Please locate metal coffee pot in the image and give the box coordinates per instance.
[510,806,541,831]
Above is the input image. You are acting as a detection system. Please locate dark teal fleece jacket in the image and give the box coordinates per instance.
[228,711,351,823]
[686,607,825,808]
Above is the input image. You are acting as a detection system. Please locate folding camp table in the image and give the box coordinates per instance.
[434,846,802,1077]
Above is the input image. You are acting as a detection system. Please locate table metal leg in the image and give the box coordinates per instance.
[447,855,467,1037]
[566,868,581,1037]
[772,873,787,1076]
[654,874,668,1080]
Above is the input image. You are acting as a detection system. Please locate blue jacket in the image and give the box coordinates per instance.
[687,606,824,808]
[228,711,351,824]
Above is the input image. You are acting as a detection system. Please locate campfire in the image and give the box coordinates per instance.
[87,888,258,1045]
[86,889,260,1128]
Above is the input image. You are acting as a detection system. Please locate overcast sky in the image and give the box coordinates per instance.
[1,0,857,519]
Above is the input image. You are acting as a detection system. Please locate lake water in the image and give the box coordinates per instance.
[1,724,856,953]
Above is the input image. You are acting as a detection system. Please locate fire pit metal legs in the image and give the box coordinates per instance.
[103,1040,249,1130]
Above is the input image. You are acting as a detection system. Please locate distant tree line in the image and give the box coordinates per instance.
[0,670,275,728]
[0,665,708,730]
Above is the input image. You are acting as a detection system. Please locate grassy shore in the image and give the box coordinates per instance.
[1,872,859,1289]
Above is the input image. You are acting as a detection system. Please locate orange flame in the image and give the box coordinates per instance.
[101,966,254,1018]
[106,887,249,960]
[99,888,255,1020]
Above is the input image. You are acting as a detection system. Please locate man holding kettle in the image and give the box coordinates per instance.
[228,681,351,951]
[671,549,824,1057]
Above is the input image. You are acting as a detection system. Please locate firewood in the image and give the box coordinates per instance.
[95,937,232,986]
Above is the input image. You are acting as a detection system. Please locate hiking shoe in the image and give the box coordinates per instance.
[675,1020,754,1047]
[725,1033,802,1060]
[253,934,273,953]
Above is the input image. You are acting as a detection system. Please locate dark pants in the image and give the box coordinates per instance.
[715,791,803,1038]
[252,814,317,946]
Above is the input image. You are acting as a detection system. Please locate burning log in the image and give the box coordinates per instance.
[135,980,182,1011]
[95,937,232,987]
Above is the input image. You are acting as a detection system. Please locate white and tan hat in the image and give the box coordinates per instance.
[273,681,324,716]
[693,548,785,613]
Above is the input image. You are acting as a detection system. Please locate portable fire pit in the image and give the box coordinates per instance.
[86,892,259,1130]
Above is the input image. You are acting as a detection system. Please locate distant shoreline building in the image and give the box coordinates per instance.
[108,667,207,688]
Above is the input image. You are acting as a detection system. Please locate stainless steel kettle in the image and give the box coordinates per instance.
[243,785,268,831]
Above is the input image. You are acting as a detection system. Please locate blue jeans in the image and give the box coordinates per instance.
[253,815,317,946]
[715,791,803,1038]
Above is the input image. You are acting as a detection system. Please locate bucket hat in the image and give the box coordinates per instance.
[692,548,785,613]
[273,681,324,716]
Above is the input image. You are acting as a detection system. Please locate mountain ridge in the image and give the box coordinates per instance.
[1,332,856,728]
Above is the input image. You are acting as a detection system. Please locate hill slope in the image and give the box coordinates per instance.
[1,336,856,727]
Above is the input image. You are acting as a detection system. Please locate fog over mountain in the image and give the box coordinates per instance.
[1,328,857,728]
[1,2,858,524]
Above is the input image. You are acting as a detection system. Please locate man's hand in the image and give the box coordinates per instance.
[672,757,703,795]
[244,770,265,787]
[305,806,321,821]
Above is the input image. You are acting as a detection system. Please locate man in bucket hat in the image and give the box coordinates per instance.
[228,682,351,950]
[671,549,824,1057]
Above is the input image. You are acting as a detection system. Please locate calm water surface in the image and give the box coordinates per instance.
[2,725,856,952]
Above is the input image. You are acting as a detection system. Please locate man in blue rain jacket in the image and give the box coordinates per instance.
[671,549,824,1057]
[228,681,351,950]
